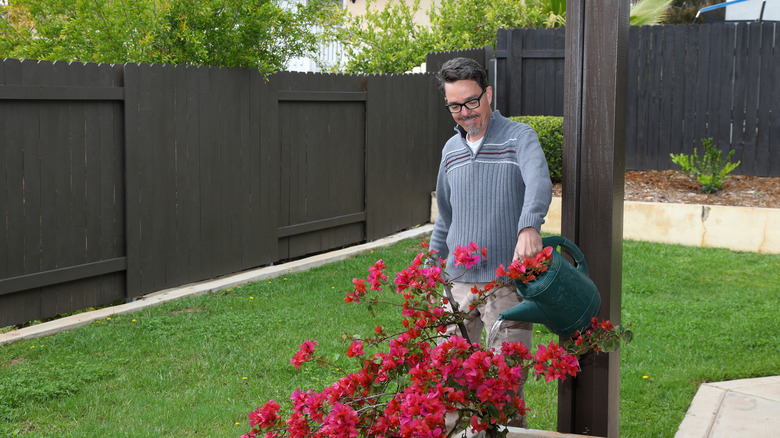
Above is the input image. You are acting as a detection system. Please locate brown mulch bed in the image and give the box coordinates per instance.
[552,170,780,209]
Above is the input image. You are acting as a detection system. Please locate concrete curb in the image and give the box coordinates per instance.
[543,197,780,254]
[0,225,434,347]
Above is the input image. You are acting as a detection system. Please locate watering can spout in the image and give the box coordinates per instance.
[500,236,601,336]
[500,300,549,325]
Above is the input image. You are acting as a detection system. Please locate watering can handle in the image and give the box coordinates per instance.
[542,235,589,276]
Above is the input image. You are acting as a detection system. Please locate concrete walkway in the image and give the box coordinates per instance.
[1,223,777,438]
[674,376,780,438]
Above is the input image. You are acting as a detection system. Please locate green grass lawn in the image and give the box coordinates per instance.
[1,238,778,437]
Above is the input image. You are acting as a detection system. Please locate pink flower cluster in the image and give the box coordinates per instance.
[345,259,388,303]
[533,341,580,382]
[290,340,318,370]
[495,245,553,284]
[453,242,486,269]
[569,317,621,353]
[394,252,445,299]
[243,333,537,438]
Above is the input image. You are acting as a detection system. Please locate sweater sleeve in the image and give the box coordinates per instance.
[429,155,452,262]
[515,126,553,233]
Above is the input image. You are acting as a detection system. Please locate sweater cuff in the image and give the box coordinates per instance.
[518,215,545,234]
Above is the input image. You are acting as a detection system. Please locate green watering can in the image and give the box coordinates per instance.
[500,235,601,336]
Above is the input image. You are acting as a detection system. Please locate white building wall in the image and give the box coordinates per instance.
[726,0,780,21]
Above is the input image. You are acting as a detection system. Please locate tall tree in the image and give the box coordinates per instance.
[0,0,341,73]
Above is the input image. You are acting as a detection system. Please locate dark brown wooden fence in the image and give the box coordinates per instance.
[1,59,453,327]
[495,23,780,177]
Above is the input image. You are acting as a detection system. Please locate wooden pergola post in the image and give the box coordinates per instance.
[557,1,629,437]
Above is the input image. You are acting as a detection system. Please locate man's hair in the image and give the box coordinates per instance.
[437,57,488,93]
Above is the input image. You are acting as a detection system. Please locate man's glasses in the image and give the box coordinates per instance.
[445,88,486,114]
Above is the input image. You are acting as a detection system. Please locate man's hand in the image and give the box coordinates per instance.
[513,227,542,262]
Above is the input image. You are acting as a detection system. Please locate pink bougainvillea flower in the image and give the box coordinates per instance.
[290,340,318,369]
[248,399,281,429]
[321,402,360,438]
[453,242,483,269]
[368,259,388,291]
[534,341,580,382]
[346,340,364,358]
[345,278,367,303]
[501,341,532,361]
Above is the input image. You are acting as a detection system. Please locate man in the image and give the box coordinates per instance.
[430,57,553,429]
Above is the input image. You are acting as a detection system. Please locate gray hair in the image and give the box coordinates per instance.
[437,57,488,93]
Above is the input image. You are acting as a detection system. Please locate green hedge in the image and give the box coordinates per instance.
[511,116,563,183]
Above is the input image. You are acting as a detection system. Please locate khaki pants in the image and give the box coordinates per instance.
[441,281,532,432]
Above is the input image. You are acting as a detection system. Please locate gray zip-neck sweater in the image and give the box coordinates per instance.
[430,110,553,283]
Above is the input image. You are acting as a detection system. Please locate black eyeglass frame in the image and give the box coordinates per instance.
[444,88,487,114]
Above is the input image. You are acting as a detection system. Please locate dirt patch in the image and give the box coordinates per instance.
[552,170,780,209]
[2,357,25,368]
[168,307,205,316]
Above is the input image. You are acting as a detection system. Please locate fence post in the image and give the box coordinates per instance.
[558,1,628,436]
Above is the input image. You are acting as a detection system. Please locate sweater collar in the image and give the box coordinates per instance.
[454,109,504,144]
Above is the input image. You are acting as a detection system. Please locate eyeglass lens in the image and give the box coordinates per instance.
[446,89,485,113]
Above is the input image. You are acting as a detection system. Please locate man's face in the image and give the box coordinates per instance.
[444,80,493,140]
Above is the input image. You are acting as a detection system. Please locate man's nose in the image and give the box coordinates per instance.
[459,106,474,117]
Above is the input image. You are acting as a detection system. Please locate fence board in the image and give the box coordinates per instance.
[625,26,639,170]
[647,26,663,170]
[635,26,652,169]
[141,63,167,294]
[258,73,279,265]
[657,26,675,169]
[669,25,686,160]
[732,24,750,171]
[169,65,187,287]
[39,83,63,276]
[524,29,539,116]
[85,65,102,265]
[510,30,524,116]
[180,66,202,281]
[2,68,25,280]
[755,23,774,176]
[199,67,220,279]
[124,63,142,298]
[742,23,762,174]
[730,23,753,175]
[720,25,737,155]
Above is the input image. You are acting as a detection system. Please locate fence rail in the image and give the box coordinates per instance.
[1,59,452,327]
[495,23,780,176]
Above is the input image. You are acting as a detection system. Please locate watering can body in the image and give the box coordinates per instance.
[500,236,600,336]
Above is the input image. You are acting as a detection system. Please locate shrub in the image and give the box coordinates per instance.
[511,116,563,183]
[669,138,740,194]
